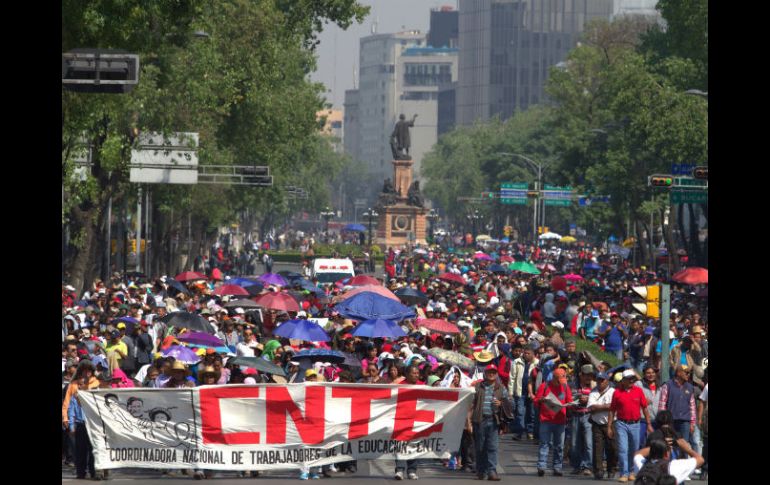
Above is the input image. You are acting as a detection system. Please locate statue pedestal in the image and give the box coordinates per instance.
[376,158,427,249]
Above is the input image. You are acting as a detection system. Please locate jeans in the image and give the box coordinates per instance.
[691,424,702,454]
[473,417,499,477]
[460,429,475,470]
[606,348,623,361]
[74,423,96,478]
[569,413,593,470]
[613,420,640,477]
[511,396,534,435]
[591,422,617,475]
[673,419,692,444]
[638,421,648,449]
[537,422,566,471]
[395,459,417,475]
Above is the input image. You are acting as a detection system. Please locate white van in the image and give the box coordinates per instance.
[311,258,355,284]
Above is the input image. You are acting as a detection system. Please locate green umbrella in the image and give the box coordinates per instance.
[508,261,541,274]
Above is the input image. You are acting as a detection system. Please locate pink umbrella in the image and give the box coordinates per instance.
[253,292,300,313]
[538,263,557,272]
[563,274,584,282]
[474,252,494,261]
[347,275,381,287]
[438,273,466,285]
[175,271,207,282]
[212,284,250,296]
[672,267,708,285]
[333,285,400,303]
[416,318,460,334]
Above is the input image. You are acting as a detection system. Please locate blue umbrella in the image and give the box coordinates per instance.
[584,262,602,271]
[293,278,324,294]
[294,348,346,363]
[228,277,261,287]
[273,319,330,342]
[335,291,416,322]
[165,279,191,296]
[487,264,510,274]
[344,223,366,232]
[351,319,406,339]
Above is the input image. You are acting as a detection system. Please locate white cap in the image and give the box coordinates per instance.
[670,309,679,314]
[622,369,638,379]
[296,311,307,318]
[457,320,472,328]
[234,308,245,315]
[65,285,76,291]
[551,321,564,330]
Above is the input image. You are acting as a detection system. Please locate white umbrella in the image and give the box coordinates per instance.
[539,232,562,240]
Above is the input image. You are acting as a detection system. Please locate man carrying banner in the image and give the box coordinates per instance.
[470,364,510,481]
[396,365,424,480]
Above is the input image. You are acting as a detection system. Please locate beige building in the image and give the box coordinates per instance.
[316,109,343,153]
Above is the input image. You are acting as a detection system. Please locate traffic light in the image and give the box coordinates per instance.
[648,175,673,187]
[693,166,708,179]
[632,285,660,318]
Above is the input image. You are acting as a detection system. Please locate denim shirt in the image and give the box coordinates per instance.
[68,395,85,432]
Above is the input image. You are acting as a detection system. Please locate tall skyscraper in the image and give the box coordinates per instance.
[455,0,614,126]
[428,6,459,48]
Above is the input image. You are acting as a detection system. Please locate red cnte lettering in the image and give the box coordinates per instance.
[199,386,261,445]
[331,386,392,439]
[391,388,459,441]
[266,386,326,444]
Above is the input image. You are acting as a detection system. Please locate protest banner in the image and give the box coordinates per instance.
[78,383,476,470]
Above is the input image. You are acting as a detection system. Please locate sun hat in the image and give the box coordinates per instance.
[473,349,495,363]
[197,365,221,382]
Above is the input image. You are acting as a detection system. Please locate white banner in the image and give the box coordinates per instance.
[78,383,475,470]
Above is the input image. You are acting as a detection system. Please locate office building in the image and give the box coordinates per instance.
[428,6,459,48]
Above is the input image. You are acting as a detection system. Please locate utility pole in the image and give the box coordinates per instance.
[660,283,671,381]
[104,196,112,281]
[136,185,142,272]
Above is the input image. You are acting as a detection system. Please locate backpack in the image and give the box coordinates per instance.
[634,459,671,485]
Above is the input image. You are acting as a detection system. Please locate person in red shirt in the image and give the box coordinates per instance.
[608,369,654,482]
[534,368,573,476]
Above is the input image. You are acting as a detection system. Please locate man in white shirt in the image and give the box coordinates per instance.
[633,438,704,484]
[587,371,617,480]
[236,328,260,357]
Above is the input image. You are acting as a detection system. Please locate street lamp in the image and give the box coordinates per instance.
[427,209,440,243]
[684,89,708,98]
[363,207,379,246]
[466,209,481,241]
[320,207,334,242]
[495,152,545,243]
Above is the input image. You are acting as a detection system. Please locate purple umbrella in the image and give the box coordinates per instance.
[273,319,330,342]
[161,345,201,364]
[176,331,225,347]
[258,273,289,287]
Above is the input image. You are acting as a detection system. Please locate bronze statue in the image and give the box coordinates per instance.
[407,180,424,207]
[383,178,396,194]
[379,178,398,207]
[390,114,417,160]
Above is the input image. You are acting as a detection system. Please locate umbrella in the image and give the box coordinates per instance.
[347,274,381,287]
[161,345,201,364]
[539,232,562,240]
[210,268,224,281]
[351,319,407,339]
[176,331,225,347]
[537,263,557,272]
[476,234,492,241]
[343,223,367,232]
[671,267,708,285]
[560,236,577,243]
[278,271,304,282]
[509,261,541,274]
[341,352,363,368]
[416,318,460,334]
[274,319,330,342]
[160,312,215,334]
[583,262,602,271]
[438,272,466,285]
[253,292,300,313]
[563,273,584,282]
[500,255,514,263]
[228,277,261,287]
[245,282,266,296]
[474,252,494,261]
[292,279,324,294]
[333,284,400,303]
[223,298,261,309]
[115,316,140,333]
[175,271,207,282]
[487,264,510,275]
[425,347,474,371]
[395,287,429,305]
[294,348,346,364]
[212,284,250,296]
[258,273,289,287]
[165,279,191,296]
[229,356,287,376]
[335,291,416,321]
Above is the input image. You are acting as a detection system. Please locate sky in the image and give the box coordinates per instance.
[310,0,458,109]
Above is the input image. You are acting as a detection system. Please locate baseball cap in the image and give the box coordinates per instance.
[116,322,126,330]
[580,364,595,375]
[484,364,498,373]
[622,369,638,380]
[305,369,318,378]
[110,330,121,339]
[595,372,609,380]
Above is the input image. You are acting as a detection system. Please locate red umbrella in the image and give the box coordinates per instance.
[672,267,708,285]
[210,268,224,281]
[212,284,249,296]
[347,275,381,287]
[563,274,584,282]
[416,318,460,334]
[175,271,207,282]
[500,255,514,263]
[538,263,557,272]
[551,276,567,292]
[253,292,300,313]
[438,273,466,285]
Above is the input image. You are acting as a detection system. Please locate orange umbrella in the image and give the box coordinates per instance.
[672,267,708,285]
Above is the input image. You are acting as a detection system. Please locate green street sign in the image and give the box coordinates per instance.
[544,200,572,207]
[501,198,527,205]
[501,182,528,205]
[673,177,708,189]
[670,189,708,204]
[502,182,528,189]
[543,184,573,190]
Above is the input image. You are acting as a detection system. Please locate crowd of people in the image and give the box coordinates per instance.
[61,240,708,483]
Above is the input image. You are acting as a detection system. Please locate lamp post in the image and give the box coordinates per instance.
[320,207,334,243]
[427,209,439,243]
[363,207,379,246]
[466,209,481,242]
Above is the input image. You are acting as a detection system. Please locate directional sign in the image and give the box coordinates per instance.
[671,163,696,176]
[673,177,708,189]
[543,185,573,206]
[500,182,528,205]
[670,189,708,204]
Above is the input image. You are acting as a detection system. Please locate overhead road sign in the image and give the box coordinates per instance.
[670,189,707,205]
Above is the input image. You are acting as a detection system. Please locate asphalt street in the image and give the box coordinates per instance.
[61,435,708,484]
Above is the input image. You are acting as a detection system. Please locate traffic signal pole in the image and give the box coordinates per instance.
[660,283,671,381]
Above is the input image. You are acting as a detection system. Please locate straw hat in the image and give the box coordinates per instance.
[473,349,495,363]
[170,361,191,375]
[197,365,221,382]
